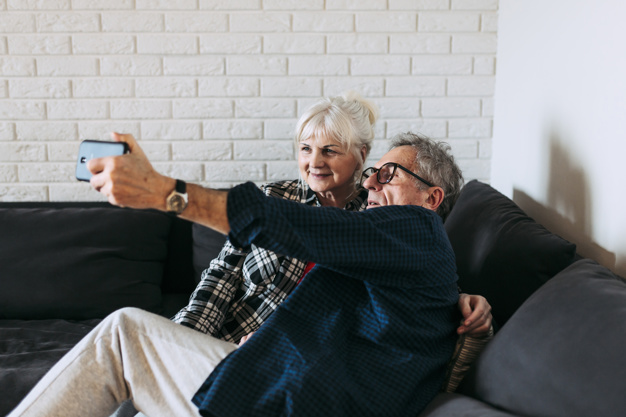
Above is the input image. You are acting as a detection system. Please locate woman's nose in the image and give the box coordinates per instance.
[310,150,324,167]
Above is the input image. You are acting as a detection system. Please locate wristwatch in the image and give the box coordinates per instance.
[165,179,188,215]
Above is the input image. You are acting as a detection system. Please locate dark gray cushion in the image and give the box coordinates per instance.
[444,180,577,326]
[0,319,99,416]
[0,207,171,320]
[419,393,520,417]
[459,259,626,417]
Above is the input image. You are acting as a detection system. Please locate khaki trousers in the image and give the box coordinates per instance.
[8,307,238,417]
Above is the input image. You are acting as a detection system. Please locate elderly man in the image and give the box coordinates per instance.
[9,132,485,417]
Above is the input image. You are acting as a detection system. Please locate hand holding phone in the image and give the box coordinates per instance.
[75,140,129,182]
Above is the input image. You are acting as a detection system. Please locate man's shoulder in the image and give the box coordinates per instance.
[362,205,447,240]
[365,204,440,221]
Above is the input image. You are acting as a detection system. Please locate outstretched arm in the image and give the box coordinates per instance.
[88,133,230,234]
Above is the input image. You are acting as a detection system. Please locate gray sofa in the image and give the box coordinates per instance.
[421,180,626,416]
[1,181,624,416]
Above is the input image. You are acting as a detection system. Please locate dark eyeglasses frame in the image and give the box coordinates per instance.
[361,162,435,188]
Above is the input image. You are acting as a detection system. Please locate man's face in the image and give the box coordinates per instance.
[362,146,432,209]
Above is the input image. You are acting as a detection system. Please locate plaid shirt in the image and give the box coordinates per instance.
[172,180,367,343]
[193,182,459,417]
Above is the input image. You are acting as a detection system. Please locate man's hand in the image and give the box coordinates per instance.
[88,132,174,210]
[457,293,492,335]
[88,132,231,234]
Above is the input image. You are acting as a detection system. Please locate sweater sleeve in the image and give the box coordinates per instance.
[227,182,456,289]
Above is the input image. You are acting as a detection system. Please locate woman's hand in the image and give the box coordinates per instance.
[239,332,256,347]
[457,293,492,335]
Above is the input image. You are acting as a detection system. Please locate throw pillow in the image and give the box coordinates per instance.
[441,325,494,393]
[0,206,171,320]
[444,180,577,326]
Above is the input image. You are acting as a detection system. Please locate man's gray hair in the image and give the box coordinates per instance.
[390,132,464,221]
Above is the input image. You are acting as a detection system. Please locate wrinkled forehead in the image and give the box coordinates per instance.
[374,146,417,169]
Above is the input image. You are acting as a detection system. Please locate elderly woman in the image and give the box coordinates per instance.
[171,92,491,345]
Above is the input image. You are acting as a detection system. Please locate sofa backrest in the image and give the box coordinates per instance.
[444,180,578,327]
[0,202,208,320]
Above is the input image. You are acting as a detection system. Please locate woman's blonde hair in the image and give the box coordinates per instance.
[295,91,379,188]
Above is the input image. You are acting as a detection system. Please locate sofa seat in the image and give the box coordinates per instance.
[0,319,100,412]
[420,393,518,416]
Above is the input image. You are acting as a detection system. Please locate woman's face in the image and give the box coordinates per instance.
[298,134,362,202]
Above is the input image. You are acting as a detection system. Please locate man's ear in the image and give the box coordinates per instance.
[423,187,445,212]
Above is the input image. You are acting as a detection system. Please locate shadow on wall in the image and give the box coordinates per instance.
[512,133,622,277]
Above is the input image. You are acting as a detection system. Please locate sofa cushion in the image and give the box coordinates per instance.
[459,259,626,417]
[0,319,100,416]
[162,216,197,294]
[0,206,171,320]
[419,393,520,417]
[444,180,577,326]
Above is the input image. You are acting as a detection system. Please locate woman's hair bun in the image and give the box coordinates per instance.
[341,90,379,125]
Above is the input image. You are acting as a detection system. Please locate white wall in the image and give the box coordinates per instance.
[0,0,498,201]
[492,0,626,276]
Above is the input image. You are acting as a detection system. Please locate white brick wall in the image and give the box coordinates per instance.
[0,0,498,201]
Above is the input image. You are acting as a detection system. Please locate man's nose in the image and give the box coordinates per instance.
[362,173,379,190]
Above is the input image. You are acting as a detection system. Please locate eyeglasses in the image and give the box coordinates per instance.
[361,162,435,188]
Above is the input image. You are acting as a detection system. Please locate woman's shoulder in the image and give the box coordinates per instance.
[345,187,369,212]
[261,180,309,202]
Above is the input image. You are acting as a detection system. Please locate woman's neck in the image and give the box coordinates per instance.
[315,184,356,208]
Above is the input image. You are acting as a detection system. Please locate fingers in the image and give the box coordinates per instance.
[458,310,492,335]
[89,158,115,202]
[238,332,255,346]
[458,293,473,317]
[457,294,493,335]
[87,132,138,186]
[111,132,145,157]
[86,155,106,178]
[88,151,129,202]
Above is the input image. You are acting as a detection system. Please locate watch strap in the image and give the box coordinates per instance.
[175,179,186,194]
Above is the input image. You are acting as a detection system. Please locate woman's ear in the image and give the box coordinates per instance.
[360,145,367,163]
[422,187,445,212]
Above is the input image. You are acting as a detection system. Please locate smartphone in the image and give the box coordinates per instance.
[76,140,129,182]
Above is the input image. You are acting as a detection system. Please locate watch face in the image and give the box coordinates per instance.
[168,194,186,213]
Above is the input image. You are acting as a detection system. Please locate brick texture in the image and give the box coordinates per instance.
[0,1,498,201]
